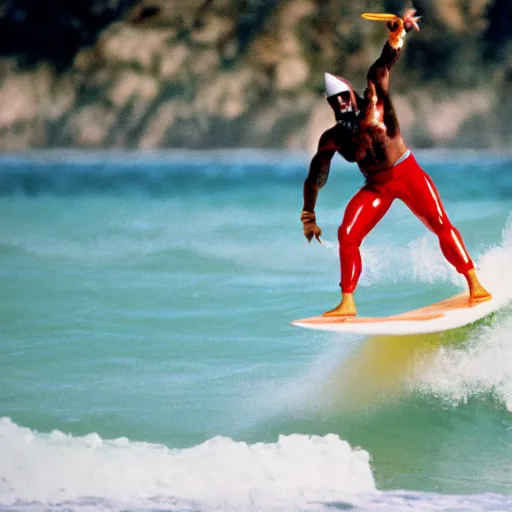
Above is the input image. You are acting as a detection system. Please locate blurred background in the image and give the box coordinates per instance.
[0,0,511,151]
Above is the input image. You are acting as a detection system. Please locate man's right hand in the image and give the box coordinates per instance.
[303,221,322,243]
[301,211,322,243]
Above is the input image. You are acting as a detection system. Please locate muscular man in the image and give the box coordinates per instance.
[301,10,491,317]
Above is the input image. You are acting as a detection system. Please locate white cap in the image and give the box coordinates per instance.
[324,72,350,97]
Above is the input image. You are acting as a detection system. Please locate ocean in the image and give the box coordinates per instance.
[1,149,512,511]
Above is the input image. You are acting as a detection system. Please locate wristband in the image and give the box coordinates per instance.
[300,210,316,223]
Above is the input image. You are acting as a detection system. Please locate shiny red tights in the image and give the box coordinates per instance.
[338,153,473,293]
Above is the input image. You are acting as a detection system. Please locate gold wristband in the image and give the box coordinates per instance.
[300,210,316,223]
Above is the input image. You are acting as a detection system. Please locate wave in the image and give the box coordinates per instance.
[0,150,308,197]
[363,249,512,406]
[1,149,512,197]
[0,418,374,511]
[285,216,512,418]
[2,416,511,511]
[3,418,511,512]
[401,216,512,407]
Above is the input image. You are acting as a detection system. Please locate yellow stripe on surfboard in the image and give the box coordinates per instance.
[361,12,398,22]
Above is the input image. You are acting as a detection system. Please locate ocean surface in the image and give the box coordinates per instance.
[1,149,512,511]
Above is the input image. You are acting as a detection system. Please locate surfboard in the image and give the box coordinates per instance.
[292,292,508,336]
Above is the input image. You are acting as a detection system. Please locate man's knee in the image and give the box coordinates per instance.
[424,215,452,236]
[338,224,361,252]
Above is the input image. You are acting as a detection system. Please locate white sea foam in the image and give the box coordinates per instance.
[406,215,512,407]
[410,317,512,408]
[0,418,374,511]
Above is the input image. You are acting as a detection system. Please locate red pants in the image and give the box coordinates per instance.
[338,153,473,293]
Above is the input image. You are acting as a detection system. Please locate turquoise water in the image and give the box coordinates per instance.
[1,150,512,511]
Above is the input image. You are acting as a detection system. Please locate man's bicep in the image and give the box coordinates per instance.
[367,60,389,93]
[309,147,335,188]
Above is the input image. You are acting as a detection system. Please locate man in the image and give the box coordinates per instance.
[301,10,491,317]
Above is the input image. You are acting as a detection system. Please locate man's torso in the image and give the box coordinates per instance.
[332,91,408,176]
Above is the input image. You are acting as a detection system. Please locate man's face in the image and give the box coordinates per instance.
[336,92,352,112]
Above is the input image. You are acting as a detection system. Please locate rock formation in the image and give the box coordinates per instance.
[0,0,510,150]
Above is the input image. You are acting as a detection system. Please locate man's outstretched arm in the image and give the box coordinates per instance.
[301,130,337,243]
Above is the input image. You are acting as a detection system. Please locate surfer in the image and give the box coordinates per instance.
[301,9,492,317]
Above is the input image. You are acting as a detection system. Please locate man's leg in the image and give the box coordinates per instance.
[323,186,393,316]
[397,164,491,304]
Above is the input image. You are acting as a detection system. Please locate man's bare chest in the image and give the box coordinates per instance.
[360,96,387,134]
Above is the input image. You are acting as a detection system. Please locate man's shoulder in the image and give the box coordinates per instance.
[319,123,352,150]
[319,124,342,144]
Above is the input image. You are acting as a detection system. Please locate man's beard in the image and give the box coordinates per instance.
[336,110,358,134]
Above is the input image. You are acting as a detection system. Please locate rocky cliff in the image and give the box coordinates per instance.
[0,0,511,151]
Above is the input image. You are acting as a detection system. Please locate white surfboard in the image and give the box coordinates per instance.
[292,292,509,336]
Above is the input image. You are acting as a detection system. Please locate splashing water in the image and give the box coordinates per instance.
[406,215,512,407]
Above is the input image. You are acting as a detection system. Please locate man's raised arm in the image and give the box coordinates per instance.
[367,9,421,92]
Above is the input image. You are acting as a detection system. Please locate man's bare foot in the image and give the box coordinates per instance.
[465,269,492,306]
[322,293,357,317]
[469,288,492,306]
